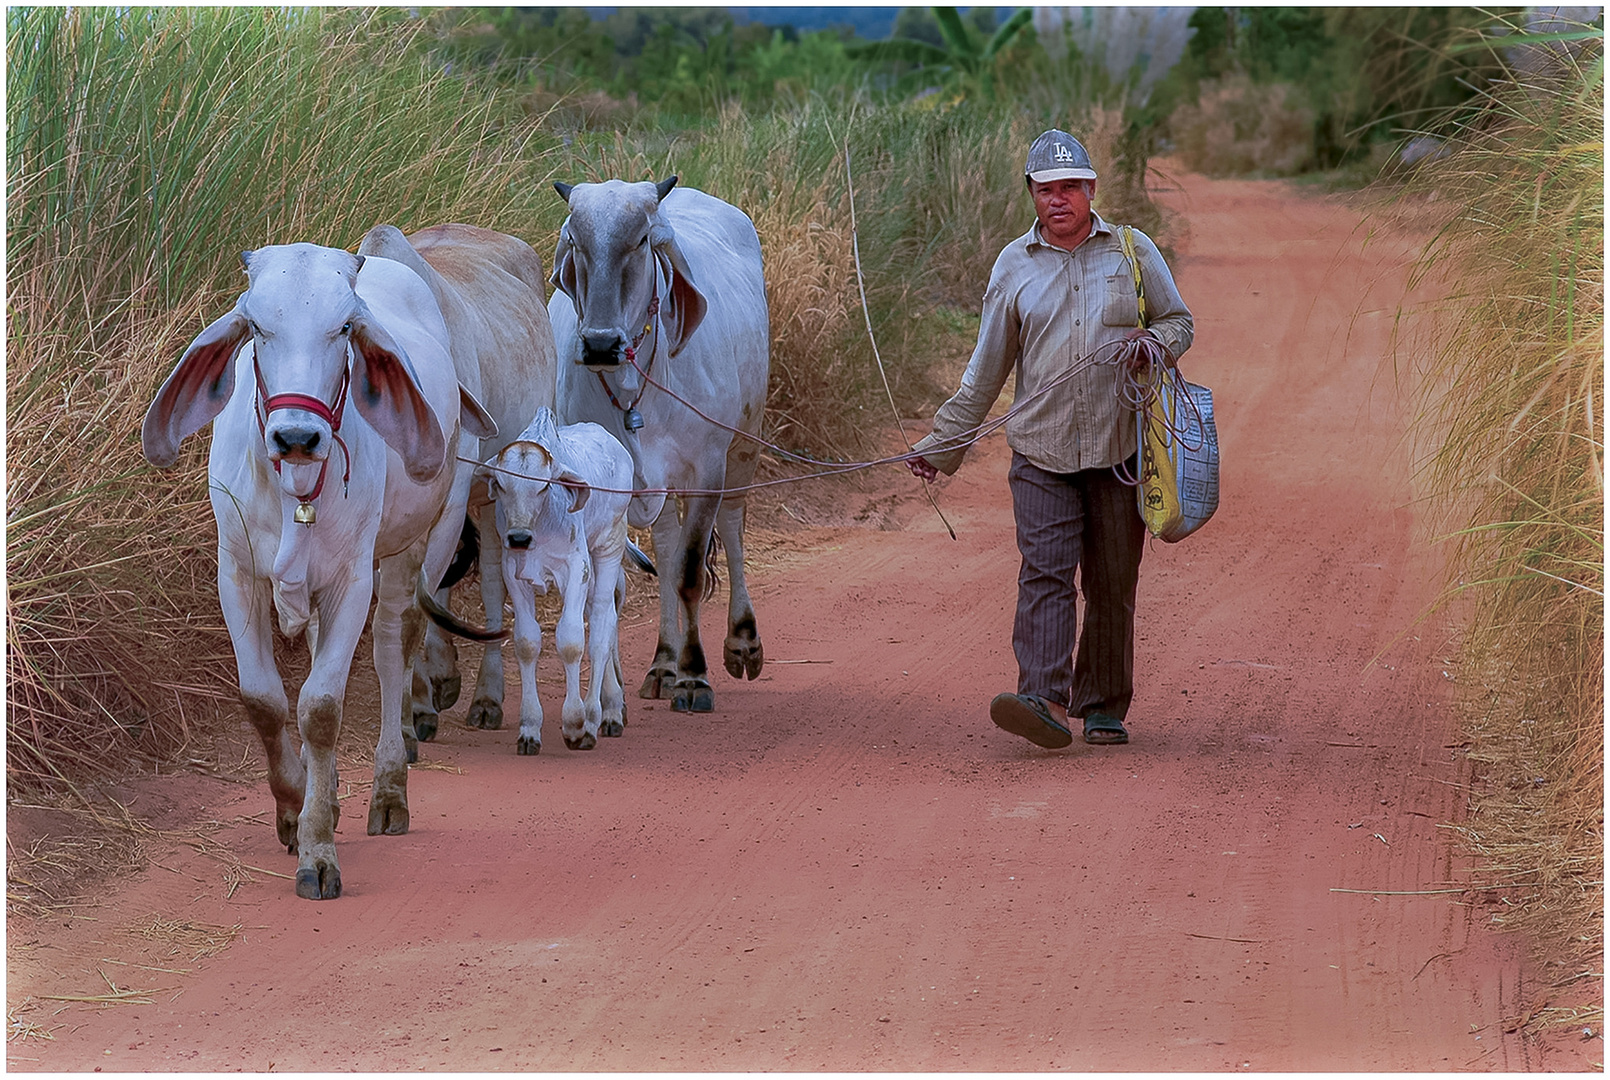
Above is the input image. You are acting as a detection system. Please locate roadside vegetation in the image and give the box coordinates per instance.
[1376,14,1604,1022]
[6,6,1601,1015]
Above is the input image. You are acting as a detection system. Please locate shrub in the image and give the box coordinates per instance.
[1168,74,1315,176]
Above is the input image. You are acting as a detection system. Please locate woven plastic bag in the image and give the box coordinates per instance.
[1137,364,1219,542]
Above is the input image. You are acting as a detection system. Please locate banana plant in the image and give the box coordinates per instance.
[848,7,1034,100]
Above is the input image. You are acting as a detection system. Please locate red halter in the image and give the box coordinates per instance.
[596,292,660,431]
[254,356,352,508]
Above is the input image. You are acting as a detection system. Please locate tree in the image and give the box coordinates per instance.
[848,6,1033,100]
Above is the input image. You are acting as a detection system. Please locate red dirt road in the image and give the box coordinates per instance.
[8,173,1591,1071]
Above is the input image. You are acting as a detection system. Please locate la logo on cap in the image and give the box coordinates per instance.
[1053,143,1075,163]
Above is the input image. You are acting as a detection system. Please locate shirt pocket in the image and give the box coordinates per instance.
[1103,273,1140,328]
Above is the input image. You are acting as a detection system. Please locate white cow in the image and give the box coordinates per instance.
[550,176,769,713]
[142,244,497,900]
[357,224,557,749]
[477,407,635,753]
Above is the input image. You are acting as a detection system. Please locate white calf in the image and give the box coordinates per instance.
[480,407,635,753]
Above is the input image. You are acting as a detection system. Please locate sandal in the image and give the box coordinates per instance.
[990,693,1074,749]
[1082,713,1129,745]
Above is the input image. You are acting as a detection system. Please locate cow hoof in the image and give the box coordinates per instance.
[467,699,503,730]
[414,712,438,743]
[601,718,625,738]
[724,637,765,681]
[639,669,673,700]
[564,730,597,751]
[432,674,462,713]
[367,799,409,836]
[276,810,300,853]
[671,684,715,713]
[295,864,341,900]
[516,735,541,756]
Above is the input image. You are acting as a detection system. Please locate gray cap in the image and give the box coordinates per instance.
[1025,129,1097,182]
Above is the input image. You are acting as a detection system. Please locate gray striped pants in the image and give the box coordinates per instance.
[1007,451,1145,721]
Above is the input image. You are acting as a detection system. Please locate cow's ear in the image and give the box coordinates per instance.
[558,467,591,513]
[348,304,447,482]
[142,301,250,467]
[459,384,497,440]
[550,221,579,304]
[651,226,708,357]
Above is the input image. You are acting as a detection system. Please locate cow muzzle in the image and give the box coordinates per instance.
[268,420,329,464]
[505,529,534,550]
[580,329,625,369]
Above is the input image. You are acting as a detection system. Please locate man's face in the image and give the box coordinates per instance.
[1030,177,1095,248]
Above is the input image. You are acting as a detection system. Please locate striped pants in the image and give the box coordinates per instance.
[1008,451,1145,721]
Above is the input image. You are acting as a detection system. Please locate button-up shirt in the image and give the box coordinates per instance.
[912,212,1193,475]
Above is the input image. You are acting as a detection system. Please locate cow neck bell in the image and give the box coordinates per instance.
[294,501,318,525]
[623,406,644,432]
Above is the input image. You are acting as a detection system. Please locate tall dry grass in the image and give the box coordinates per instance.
[6,8,556,791]
[7,6,1164,799]
[1382,21,1603,1008]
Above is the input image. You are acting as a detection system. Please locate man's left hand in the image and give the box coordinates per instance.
[1123,328,1169,372]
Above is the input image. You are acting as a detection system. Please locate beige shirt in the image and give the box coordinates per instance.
[912,212,1193,475]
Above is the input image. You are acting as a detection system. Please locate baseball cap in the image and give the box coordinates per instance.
[1025,129,1097,182]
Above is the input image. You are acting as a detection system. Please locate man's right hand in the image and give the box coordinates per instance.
[906,455,939,482]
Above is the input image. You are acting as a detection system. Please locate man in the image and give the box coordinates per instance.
[907,129,1193,749]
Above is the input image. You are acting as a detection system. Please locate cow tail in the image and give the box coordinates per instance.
[702,529,721,600]
[415,571,508,642]
[626,539,657,577]
[437,515,480,591]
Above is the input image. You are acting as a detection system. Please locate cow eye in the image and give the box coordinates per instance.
[340,321,352,336]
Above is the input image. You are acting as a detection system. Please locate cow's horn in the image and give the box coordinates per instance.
[553,181,575,202]
[655,175,678,202]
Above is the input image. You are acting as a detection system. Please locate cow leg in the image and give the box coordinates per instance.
[599,565,628,738]
[409,608,446,745]
[639,504,682,700]
[556,565,595,750]
[419,616,461,711]
[717,491,764,681]
[670,495,719,713]
[367,550,420,839]
[509,567,545,756]
[293,571,371,900]
[220,551,304,854]
[467,502,507,729]
[410,609,458,745]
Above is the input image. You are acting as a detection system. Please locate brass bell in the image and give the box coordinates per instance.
[293,501,317,525]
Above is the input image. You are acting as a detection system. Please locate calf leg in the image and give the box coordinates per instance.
[508,568,545,756]
[556,565,595,750]
[599,566,628,738]
[219,551,304,853]
[717,493,763,680]
[467,502,508,729]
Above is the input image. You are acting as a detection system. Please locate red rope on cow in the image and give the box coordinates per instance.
[254,360,352,504]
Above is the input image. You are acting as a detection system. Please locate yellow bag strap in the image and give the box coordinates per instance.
[1119,225,1147,329]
